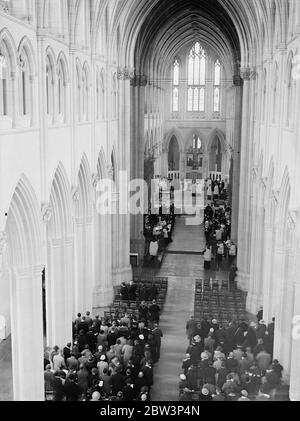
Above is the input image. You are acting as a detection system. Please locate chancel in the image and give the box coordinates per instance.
[0,0,300,402]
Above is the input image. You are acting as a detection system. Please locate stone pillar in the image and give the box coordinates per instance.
[46,237,73,348]
[10,265,44,401]
[262,222,275,323]
[93,175,114,308]
[289,282,300,401]
[246,182,264,313]
[115,67,133,282]
[236,69,251,290]
[130,74,148,264]
[272,246,287,360]
[74,216,94,315]
[230,76,242,243]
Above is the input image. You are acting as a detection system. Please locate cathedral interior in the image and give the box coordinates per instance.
[0,0,300,402]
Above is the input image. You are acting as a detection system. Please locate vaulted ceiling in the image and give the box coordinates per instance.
[115,0,287,81]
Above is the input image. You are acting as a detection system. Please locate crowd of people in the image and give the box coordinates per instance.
[44,302,163,401]
[144,213,175,265]
[179,314,283,401]
[203,203,237,276]
[205,178,228,203]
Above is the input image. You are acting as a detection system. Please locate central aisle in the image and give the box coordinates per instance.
[151,216,206,401]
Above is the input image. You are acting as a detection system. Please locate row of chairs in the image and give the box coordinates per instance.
[104,278,168,321]
[194,280,247,326]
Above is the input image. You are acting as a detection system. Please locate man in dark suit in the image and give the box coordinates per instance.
[120,282,129,301]
[63,342,72,365]
[77,316,89,333]
[152,323,163,362]
[128,281,137,301]
[111,367,126,396]
[149,300,160,324]
[122,379,136,401]
[64,373,81,401]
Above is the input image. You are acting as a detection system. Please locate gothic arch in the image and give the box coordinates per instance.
[5,175,42,267]
[97,147,108,179]
[17,36,36,74]
[164,129,184,153]
[57,51,69,83]
[0,28,17,71]
[76,154,93,219]
[206,128,226,154]
[3,174,44,401]
[48,162,72,239]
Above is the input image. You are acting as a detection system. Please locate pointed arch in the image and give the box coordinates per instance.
[76,154,93,219]
[17,36,36,74]
[164,129,184,153]
[206,128,226,154]
[57,51,69,83]
[97,147,108,179]
[0,28,17,71]
[5,175,42,267]
[48,163,72,239]
[3,174,44,401]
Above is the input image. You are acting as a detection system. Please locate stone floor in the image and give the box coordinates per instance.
[151,215,207,401]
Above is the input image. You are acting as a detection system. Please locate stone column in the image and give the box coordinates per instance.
[116,67,133,282]
[290,282,300,400]
[230,76,242,243]
[73,209,94,314]
[93,175,114,308]
[10,265,44,401]
[46,236,74,348]
[130,74,148,264]
[236,68,251,290]
[262,222,275,323]
[246,181,265,313]
[272,245,287,360]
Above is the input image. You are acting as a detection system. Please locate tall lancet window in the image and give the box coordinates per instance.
[172,58,179,112]
[214,59,221,112]
[188,42,206,112]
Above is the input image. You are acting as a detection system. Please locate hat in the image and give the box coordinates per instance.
[259,320,266,325]
[139,334,144,340]
[202,388,209,396]
[100,355,106,361]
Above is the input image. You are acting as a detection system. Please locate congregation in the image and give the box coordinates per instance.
[180,311,282,401]
[203,202,237,278]
[43,284,163,401]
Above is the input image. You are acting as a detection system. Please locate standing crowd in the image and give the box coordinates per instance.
[203,203,237,279]
[179,314,284,401]
[44,285,163,401]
